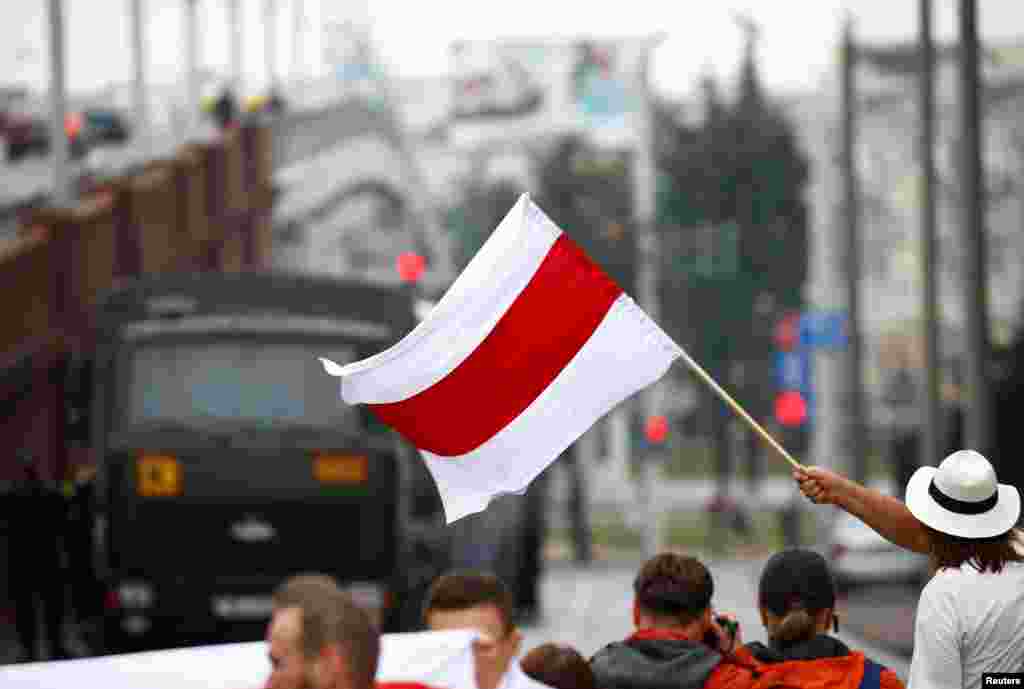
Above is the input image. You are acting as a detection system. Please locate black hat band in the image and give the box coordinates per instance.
[928,478,998,515]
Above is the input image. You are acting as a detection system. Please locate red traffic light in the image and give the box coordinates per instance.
[396,252,426,284]
[775,391,808,427]
[774,312,800,352]
[645,415,669,444]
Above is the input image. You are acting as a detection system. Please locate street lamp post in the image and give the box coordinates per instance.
[632,36,666,560]
[130,0,149,147]
[46,0,71,206]
[841,18,869,485]
[228,0,244,99]
[919,0,943,468]
[185,0,201,133]
[264,0,278,96]
[958,0,992,454]
[292,0,305,88]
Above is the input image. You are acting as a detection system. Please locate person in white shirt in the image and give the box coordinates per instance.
[795,449,1024,689]
[423,571,552,689]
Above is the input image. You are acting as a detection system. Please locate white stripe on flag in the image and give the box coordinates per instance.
[336,194,560,405]
[425,293,681,523]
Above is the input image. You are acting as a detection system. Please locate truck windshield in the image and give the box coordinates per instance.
[121,341,360,434]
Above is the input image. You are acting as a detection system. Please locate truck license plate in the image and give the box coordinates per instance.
[212,595,274,619]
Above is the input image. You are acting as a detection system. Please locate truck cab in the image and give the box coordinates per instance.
[90,273,449,653]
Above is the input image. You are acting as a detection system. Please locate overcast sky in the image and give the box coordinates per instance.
[2,0,1022,100]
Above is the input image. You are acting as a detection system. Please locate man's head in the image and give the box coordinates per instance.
[423,572,521,689]
[265,574,380,689]
[520,643,595,689]
[632,553,714,634]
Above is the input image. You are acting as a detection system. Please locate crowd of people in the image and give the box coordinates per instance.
[260,449,1023,689]
[263,548,900,689]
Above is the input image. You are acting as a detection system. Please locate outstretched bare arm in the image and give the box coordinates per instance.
[794,466,931,555]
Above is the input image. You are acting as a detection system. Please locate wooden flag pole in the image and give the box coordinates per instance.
[674,348,805,471]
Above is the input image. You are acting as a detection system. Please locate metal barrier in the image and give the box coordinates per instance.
[0,123,275,482]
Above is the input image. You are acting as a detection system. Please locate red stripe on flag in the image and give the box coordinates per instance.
[369,234,622,456]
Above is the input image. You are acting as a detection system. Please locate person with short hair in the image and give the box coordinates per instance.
[795,450,1024,688]
[423,571,550,689]
[589,553,756,689]
[520,643,594,689]
[264,573,380,689]
[744,548,904,689]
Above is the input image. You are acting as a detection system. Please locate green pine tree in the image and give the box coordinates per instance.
[535,135,636,294]
[445,178,524,271]
[656,23,810,479]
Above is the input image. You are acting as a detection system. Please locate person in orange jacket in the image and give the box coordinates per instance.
[737,548,905,689]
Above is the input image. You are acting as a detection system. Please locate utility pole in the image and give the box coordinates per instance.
[919,0,943,468]
[958,0,991,454]
[47,0,71,206]
[292,0,304,79]
[841,19,869,485]
[130,0,149,147]
[228,0,244,99]
[633,37,665,558]
[264,0,278,95]
[185,0,201,132]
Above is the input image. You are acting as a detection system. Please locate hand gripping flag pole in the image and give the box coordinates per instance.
[322,194,802,523]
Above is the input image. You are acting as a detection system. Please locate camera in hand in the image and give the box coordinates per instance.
[703,615,739,648]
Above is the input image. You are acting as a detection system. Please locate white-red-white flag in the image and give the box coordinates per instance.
[0,630,479,689]
[321,194,681,523]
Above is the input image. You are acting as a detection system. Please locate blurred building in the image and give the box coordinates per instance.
[789,40,1024,424]
[854,42,1024,377]
[269,25,456,294]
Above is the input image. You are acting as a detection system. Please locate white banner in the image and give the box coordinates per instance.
[448,37,660,151]
[1,630,478,689]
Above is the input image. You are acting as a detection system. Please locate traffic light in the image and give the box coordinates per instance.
[773,312,813,459]
[396,252,426,284]
[644,415,669,444]
[774,390,807,428]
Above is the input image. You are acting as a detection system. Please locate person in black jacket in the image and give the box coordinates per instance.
[6,452,73,661]
[65,464,101,632]
[589,553,750,689]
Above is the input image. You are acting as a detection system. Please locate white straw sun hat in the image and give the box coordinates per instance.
[905,449,1021,539]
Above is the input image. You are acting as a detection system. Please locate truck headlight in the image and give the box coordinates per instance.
[118,581,154,608]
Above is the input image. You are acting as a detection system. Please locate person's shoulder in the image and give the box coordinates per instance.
[703,648,761,689]
[588,641,627,672]
[858,653,906,689]
[914,572,963,618]
[589,640,628,661]
[879,666,906,689]
[740,650,897,689]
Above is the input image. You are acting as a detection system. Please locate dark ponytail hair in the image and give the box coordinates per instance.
[769,608,817,647]
[757,549,837,649]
